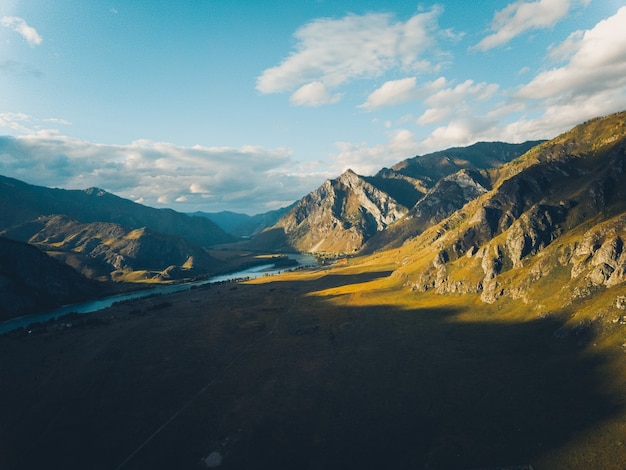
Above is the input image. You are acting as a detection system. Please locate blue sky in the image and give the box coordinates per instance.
[1,0,625,214]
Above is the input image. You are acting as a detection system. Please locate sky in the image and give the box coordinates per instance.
[1,0,626,215]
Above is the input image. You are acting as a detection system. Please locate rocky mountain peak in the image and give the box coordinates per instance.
[262,141,542,255]
[83,187,108,197]
[258,169,408,253]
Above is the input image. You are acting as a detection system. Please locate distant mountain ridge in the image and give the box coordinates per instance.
[1,215,223,282]
[259,141,543,254]
[193,202,297,238]
[0,175,235,286]
[0,175,234,247]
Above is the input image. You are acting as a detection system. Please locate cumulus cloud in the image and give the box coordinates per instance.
[256,7,442,103]
[472,0,574,51]
[289,81,343,107]
[0,134,326,214]
[419,117,499,151]
[359,77,418,110]
[490,5,626,140]
[412,6,626,152]
[1,16,42,45]
[331,129,420,175]
[417,78,499,125]
[516,6,626,101]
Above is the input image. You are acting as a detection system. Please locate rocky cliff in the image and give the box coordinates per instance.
[363,169,491,253]
[257,169,409,253]
[391,111,626,309]
[261,141,541,254]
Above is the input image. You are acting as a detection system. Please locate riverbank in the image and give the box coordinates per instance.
[0,253,317,335]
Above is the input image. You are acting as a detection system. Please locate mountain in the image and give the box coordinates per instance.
[1,215,223,282]
[363,169,491,253]
[390,140,543,183]
[256,169,409,253]
[390,111,626,307]
[193,202,297,238]
[259,141,542,254]
[0,175,234,247]
[0,236,102,322]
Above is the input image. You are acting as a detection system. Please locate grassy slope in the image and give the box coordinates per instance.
[1,260,624,469]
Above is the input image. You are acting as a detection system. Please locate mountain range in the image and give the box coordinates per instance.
[1,112,626,469]
[192,202,296,238]
[255,140,542,253]
[0,175,235,276]
[390,112,626,307]
[1,112,625,322]
[0,176,235,246]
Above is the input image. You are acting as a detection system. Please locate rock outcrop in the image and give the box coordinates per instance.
[395,111,626,306]
[258,169,409,253]
[262,141,542,254]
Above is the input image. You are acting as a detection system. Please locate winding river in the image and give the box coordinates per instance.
[0,254,317,335]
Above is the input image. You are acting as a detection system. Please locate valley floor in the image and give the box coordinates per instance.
[1,260,625,469]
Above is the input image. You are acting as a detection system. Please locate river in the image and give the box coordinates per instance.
[0,254,317,335]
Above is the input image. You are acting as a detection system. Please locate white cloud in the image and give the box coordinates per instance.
[412,7,626,152]
[289,81,343,107]
[359,77,418,110]
[472,0,573,51]
[417,107,450,125]
[495,6,626,140]
[1,16,42,46]
[189,183,207,194]
[331,129,420,175]
[256,8,442,99]
[417,79,499,125]
[516,6,626,101]
[428,79,499,105]
[0,133,326,214]
[419,117,499,152]
[0,113,71,135]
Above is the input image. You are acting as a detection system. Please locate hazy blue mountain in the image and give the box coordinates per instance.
[193,202,297,237]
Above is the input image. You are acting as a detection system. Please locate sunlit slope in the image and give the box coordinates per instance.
[1,214,223,282]
[256,141,541,254]
[381,111,626,312]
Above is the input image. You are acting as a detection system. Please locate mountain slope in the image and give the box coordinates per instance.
[260,141,543,254]
[0,176,234,247]
[391,140,544,184]
[1,215,223,281]
[363,169,491,253]
[389,111,626,310]
[0,236,102,322]
[257,169,409,253]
